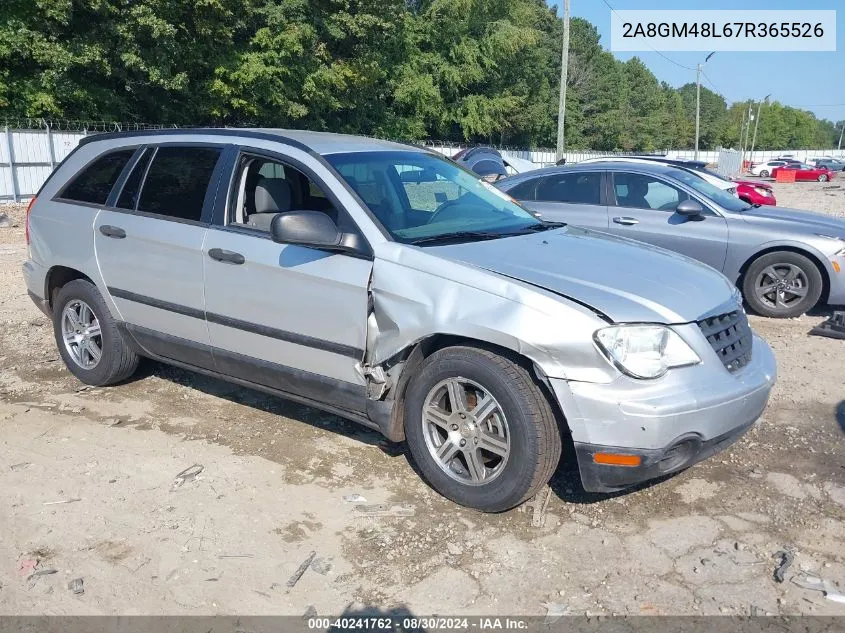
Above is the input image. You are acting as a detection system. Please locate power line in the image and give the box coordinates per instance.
[700,71,723,95]
[600,0,695,71]
[786,103,845,108]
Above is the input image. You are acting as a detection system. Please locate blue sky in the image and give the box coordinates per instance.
[556,0,845,124]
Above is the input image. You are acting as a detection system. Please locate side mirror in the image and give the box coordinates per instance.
[271,210,341,248]
[676,199,704,217]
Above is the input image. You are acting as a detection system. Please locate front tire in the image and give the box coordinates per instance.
[818,174,829,182]
[53,279,139,385]
[760,170,770,178]
[404,346,562,512]
[742,252,823,318]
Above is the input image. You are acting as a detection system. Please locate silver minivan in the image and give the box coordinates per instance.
[22,129,777,512]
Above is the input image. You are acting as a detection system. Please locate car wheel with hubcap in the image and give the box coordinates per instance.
[742,252,823,318]
[53,279,139,385]
[818,174,829,182]
[760,170,769,178]
[404,346,561,512]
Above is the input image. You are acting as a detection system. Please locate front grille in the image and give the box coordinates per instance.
[697,310,753,373]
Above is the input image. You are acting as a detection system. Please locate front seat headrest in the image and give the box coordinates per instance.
[254,177,292,214]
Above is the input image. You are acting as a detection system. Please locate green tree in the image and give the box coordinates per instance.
[677,83,727,150]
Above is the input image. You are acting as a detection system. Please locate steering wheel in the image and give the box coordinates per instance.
[427,199,464,224]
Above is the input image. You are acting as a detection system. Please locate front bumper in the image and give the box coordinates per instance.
[574,418,755,492]
[551,332,777,493]
[827,254,845,305]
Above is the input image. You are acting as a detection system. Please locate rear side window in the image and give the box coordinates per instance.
[137,147,221,222]
[116,148,153,210]
[505,178,539,201]
[535,172,602,205]
[60,149,135,205]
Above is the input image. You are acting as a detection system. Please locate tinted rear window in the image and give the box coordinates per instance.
[504,179,539,201]
[535,172,602,204]
[60,149,135,204]
[116,148,153,210]
[137,147,221,221]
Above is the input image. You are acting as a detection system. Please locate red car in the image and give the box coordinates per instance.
[770,163,836,182]
[734,180,777,206]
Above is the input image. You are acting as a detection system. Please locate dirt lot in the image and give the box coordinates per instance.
[0,181,843,617]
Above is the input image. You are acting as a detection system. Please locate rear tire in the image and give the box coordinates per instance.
[53,279,139,385]
[818,174,829,182]
[404,346,562,512]
[742,251,823,318]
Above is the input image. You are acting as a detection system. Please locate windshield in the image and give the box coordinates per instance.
[325,151,543,243]
[668,168,751,212]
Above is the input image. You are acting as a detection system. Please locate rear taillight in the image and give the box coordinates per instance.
[25,196,36,245]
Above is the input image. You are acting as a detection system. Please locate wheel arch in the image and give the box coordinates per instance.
[45,266,96,312]
[380,334,570,444]
[738,245,830,304]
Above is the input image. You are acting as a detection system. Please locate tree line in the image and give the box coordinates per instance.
[1,0,841,150]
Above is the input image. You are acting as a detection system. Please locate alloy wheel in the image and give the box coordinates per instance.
[421,377,510,486]
[61,299,103,369]
[754,264,810,311]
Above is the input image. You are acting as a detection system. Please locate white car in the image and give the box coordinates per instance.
[749,160,789,177]
[578,156,737,194]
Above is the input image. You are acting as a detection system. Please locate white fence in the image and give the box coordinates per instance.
[425,142,845,169]
[2,126,844,202]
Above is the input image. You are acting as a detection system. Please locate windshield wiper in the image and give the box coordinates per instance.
[408,231,512,245]
[408,221,566,245]
[740,203,762,211]
[526,220,567,231]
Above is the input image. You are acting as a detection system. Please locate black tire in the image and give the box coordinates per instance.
[818,174,829,182]
[742,251,823,318]
[760,170,769,178]
[52,279,139,385]
[404,346,562,512]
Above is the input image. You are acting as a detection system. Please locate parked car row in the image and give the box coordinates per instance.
[21,129,839,514]
[809,156,845,171]
[750,157,843,178]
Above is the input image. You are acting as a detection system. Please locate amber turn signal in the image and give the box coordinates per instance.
[592,452,642,467]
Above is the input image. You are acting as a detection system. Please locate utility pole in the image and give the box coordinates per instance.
[694,52,715,161]
[749,94,771,165]
[741,102,753,171]
[556,0,570,161]
[839,123,844,151]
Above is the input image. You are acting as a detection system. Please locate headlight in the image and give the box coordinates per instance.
[815,234,845,257]
[594,325,701,379]
[753,186,773,197]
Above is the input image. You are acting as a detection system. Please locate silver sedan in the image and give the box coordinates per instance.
[498,162,845,318]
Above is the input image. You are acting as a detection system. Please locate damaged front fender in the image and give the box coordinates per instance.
[366,244,618,385]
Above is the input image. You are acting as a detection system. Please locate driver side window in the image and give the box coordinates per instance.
[613,173,688,211]
[229,154,337,232]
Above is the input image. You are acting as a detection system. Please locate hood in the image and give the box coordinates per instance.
[740,206,845,237]
[427,226,737,324]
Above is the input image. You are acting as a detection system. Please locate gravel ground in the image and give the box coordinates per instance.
[0,182,843,616]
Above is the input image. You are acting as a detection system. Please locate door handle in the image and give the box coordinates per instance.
[612,216,640,226]
[99,225,126,239]
[208,248,245,265]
